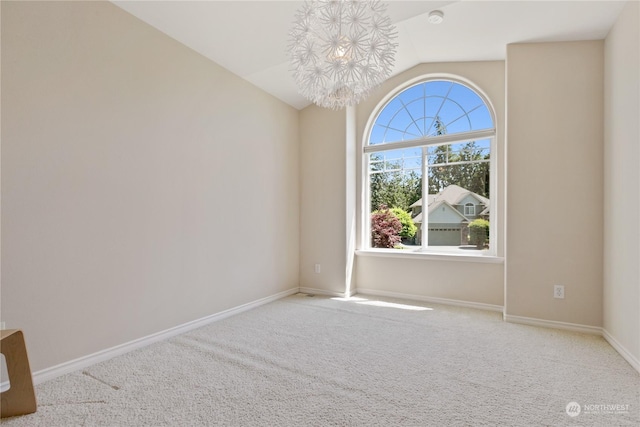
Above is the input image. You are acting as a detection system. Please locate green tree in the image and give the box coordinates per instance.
[428,116,456,194]
[469,219,490,248]
[390,207,417,239]
[369,155,421,212]
[427,117,490,197]
[452,142,490,197]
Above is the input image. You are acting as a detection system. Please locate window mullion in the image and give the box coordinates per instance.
[430,158,489,168]
[364,128,495,154]
[421,146,428,248]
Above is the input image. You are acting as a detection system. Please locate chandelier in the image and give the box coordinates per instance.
[288,0,397,110]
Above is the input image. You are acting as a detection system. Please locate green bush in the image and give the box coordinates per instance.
[390,208,417,239]
[469,219,490,248]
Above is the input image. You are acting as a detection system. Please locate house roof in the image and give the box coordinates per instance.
[413,199,470,224]
[410,185,489,209]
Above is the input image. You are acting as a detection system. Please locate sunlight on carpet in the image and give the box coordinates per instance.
[331,296,434,311]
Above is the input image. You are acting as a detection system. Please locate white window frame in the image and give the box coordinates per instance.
[361,76,498,257]
[464,203,476,216]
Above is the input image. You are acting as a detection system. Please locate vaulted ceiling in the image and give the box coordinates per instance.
[112,1,626,109]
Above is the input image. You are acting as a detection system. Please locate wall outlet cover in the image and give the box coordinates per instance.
[554,285,565,299]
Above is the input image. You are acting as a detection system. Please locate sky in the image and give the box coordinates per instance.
[368,80,493,175]
[370,80,493,145]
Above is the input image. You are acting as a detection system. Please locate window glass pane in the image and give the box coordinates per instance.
[397,84,424,104]
[403,98,425,129]
[387,109,422,141]
[368,139,491,251]
[433,100,469,134]
[424,97,444,120]
[448,83,485,111]
[374,98,403,129]
[369,149,422,249]
[369,124,386,145]
[366,79,494,255]
[440,116,472,135]
[425,140,490,250]
[369,80,494,146]
[427,140,490,197]
[382,129,406,143]
[424,80,453,97]
[467,106,493,131]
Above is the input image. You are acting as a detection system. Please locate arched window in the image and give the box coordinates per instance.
[365,78,496,254]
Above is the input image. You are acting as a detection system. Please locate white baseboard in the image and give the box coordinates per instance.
[32,287,299,385]
[20,286,640,388]
[356,288,504,312]
[602,329,640,374]
[298,287,349,298]
[504,314,602,335]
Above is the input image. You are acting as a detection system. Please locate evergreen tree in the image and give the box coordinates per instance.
[369,155,421,212]
[370,116,491,213]
[426,117,490,197]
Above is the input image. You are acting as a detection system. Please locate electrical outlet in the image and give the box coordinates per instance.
[314,264,321,274]
[554,285,565,299]
[0,322,5,330]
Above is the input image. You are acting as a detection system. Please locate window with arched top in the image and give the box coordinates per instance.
[365,78,496,254]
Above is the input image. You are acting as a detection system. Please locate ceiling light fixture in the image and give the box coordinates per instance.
[288,0,398,110]
[428,10,444,25]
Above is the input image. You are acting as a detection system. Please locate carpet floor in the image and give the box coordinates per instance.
[2,293,639,426]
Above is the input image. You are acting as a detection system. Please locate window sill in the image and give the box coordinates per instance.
[355,249,504,264]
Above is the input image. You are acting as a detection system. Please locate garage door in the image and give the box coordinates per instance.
[428,228,461,246]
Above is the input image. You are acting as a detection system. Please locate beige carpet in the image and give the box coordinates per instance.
[2,293,639,426]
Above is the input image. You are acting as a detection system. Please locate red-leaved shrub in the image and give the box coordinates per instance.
[371,205,402,248]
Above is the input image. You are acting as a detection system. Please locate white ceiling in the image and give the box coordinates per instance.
[112,1,627,110]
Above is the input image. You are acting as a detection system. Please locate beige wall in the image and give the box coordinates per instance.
[604,1,640,364]
[353,62,506,305]
[505,41,604,327]
[357,255,503,306]
[2,0,635,377]
[1,1,299,372]
[299,105,347,294]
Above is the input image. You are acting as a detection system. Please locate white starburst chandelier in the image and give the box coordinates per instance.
[289,0,397,110]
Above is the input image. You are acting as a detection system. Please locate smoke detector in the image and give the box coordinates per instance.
[428,10,444,24]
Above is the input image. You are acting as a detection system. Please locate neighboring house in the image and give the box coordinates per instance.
[410,185,489,246]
